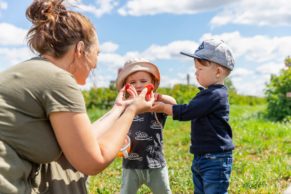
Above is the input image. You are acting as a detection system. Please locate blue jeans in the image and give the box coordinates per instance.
[191,151,233,194]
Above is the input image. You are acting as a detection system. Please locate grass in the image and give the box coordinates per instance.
[87,105,291,194]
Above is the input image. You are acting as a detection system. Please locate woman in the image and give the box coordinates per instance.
[0,0,154,194]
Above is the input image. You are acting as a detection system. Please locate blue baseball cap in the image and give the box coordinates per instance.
[180,39,235,70]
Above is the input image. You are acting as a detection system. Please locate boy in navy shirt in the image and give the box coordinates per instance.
[155,39,235,194]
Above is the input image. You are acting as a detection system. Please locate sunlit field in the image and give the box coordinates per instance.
[88,105,291,194]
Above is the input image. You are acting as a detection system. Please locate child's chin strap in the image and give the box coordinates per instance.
[154,112,163,129]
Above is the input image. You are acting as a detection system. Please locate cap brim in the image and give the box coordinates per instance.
[181,51,207,61]
[180,51,195,58]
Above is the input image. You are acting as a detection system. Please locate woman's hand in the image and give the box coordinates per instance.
[114,85,137,109]
[127,87,155,114]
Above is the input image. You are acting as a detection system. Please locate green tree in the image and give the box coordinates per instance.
[83,88,117,109]
[284,56,291,67]
[157,84,199,104]
[265,65,291,121]
[225,78,237,94]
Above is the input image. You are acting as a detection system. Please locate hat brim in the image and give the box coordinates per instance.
[180,51,195,58]
[180,51,205,60]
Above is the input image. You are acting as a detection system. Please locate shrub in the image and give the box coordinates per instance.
[157,84,199,104]
[83,88,117,109]
[229,91,266,105]
[82,83,266,110]
[265,67,291,121]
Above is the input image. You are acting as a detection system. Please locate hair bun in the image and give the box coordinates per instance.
[26,0,66,25]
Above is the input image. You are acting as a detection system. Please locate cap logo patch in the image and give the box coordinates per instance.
[196,42,204,52]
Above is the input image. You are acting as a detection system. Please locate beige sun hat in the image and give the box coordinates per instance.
[116,58,160,91]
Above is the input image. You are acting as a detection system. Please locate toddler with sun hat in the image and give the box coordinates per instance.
[116,58,176,194]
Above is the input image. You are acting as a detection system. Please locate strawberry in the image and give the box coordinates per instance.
[124,83,131,99]
[145,84,154,101]
[125,83,130,91]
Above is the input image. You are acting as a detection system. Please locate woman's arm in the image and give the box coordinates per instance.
[49,88,154,175]
[92,105,125,139]
[92,85,136,138]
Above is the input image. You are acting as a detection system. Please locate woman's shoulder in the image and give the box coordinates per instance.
[8,57,80,96]
[27,57,71,75]
[28,57,77,85]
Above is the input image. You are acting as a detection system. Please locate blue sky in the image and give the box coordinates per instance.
[0,0,290,96]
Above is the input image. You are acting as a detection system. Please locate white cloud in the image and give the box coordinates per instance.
[100,42,119,53]
[118,0,290,27]
[98,52,124,69]
[118,0,234,16]
[0,1,7,10]
[211,0,291,27]
[232,76,268,97]
[125,41,197,61]
[81,70,110,90]
[66,0,118,17]
[201,32,291,65]
[256,63,284,75]
[160,76,179,87]
[231,68,253,78]
[0,47,34,71]
[0,23,27,46]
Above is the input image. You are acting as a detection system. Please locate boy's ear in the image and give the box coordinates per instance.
[217,66,230,78]
[216,66,225,78]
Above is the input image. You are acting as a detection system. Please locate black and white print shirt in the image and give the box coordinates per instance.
[123,112,167,169]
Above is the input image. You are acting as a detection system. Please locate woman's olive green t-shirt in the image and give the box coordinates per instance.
[0,58,87,194]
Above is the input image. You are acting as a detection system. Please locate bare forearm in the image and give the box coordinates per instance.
[77,106,136,175]
[95,106,136,168]
[159,94,177,105]
[162,103,173,115]
[92,105,125,138]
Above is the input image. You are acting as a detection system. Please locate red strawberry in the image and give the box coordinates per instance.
[145,84,154,101]
[124,83,131,99]
[125,83,130,91]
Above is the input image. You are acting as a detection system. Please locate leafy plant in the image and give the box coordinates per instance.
[157,84,199,104]
[83,82,266,110]
[83,88,118,109]
[265,67,291,121]
[284,56,291,67]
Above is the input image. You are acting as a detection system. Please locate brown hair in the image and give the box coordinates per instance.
[195,58,212,67]
[195,58,231,77]
[26,0,96,58]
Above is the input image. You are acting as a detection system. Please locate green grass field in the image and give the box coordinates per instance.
[88,105,291,194]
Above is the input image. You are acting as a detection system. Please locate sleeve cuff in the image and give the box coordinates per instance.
[172,105,180,120]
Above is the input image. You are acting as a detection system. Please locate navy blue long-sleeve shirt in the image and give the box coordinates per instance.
[173,84,234,155]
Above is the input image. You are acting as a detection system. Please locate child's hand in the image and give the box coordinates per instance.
[150,101,165,113]
[154,93,162,101]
